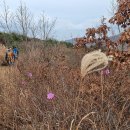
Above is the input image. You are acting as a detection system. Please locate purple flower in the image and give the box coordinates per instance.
[102,68,110,76]
[27,72,32,77]
[47,92,55,100]
[21,81,26,85]
[105,69,110,75]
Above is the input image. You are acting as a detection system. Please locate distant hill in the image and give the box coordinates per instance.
[65,34,120,44]
[109,34,120,41]
[65,38,76,44]
[65,34,128,51]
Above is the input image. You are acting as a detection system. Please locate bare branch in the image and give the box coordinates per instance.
[30,17,39,40]
[15,1,32,39]
[0,0,14,33]
[38,12,57,40]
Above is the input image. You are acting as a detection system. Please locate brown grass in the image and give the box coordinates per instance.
[0,42,130,130]
[0,44,7,65]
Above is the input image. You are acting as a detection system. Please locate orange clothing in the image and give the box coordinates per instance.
[6,51,14,64]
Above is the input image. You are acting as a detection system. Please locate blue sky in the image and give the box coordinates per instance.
[1,0,113,40]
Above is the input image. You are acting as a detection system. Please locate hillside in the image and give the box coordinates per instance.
[0,41,130,130]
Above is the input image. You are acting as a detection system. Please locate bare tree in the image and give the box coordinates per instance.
[0,1,57,41]
[15,1,32,40]
[30,18,38,41]
[0,0,14,33]
[38,12,57,40]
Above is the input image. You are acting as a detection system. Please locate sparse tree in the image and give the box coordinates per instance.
[38,12,57,40]
[15,1,32,40]
[0,0,14,33]
[30,18,38,41]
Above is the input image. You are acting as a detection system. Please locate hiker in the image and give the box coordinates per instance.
[12,46,19,61]
[5,48,14,65]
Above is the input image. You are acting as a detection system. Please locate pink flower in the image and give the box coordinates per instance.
[105,69,110,75]
[27,72,32,77]
[102,68,110,76]
[21,81,26,85]
[47,92,55,100]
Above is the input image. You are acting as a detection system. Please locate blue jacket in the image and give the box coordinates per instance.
[13,48,19,55]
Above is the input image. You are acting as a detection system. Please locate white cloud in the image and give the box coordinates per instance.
[55,18,102,40]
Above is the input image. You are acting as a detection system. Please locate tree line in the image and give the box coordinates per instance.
[0,0,57,42]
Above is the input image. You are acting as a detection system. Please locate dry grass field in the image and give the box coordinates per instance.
[0,42,130,130]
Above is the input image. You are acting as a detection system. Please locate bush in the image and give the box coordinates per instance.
[0,32,27,46]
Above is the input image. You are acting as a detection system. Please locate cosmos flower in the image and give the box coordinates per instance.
[47,92,55,100]
[102,68,110,75]
[27,72,32,77]
[21,81,26,85]
[105,68,110,75]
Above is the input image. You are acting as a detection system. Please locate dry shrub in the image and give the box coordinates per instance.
[0,44,7,65]
[0,41,130,130]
